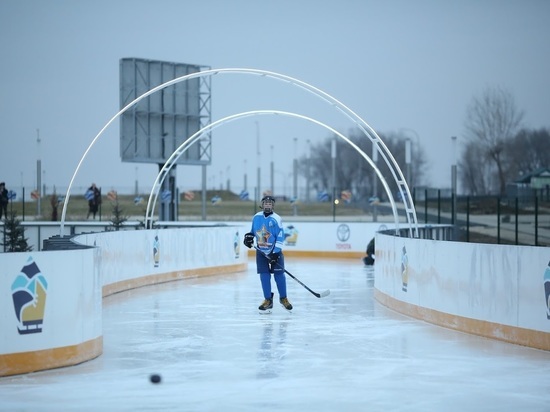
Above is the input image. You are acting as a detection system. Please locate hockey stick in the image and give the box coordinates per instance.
[254,246,330,298]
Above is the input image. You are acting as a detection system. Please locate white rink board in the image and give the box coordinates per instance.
[192,221,390,253]
[75,226,248,287]
[375,232,550,334]
[0,248,101,354]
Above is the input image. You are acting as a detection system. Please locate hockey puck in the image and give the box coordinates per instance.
[150,374,161,384]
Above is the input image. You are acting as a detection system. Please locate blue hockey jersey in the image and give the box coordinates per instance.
[250,211,285,254]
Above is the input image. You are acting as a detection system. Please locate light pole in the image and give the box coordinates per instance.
[293,138,298,199]
[270,145,274,195]
[243,159,247,192]
[331,138,336,221]
[36,129,41,216]
[306,139,311,203]
[399,127,420,190]
[256,121,261,201]
[226,165,231,191]
[134,166,139,196]
[293,138,298,216]
[372,141,378,222]
[405,137,412,185]
[451,136,458,226]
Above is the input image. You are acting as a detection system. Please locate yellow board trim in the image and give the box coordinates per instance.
[102,262,247,297]
[374,289,550,351]
[0,336,103,377]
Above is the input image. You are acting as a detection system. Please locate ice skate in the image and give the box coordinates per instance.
[280,296,293,311]
[259,293,274,313]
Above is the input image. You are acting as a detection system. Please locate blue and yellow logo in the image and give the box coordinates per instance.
[544,260,550,320]
[401,246,409,292]
[234,231,240,259]
[153,235,160,267]
[11,257,48,335]
[284,225,299,246]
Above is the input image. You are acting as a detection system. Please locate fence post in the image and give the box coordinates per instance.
[535,195,539,246]
[515,197,519,245]
[437,189,441,224]
[466,196,470,242]
[424,188,428,224]
[451,193,458,225]
[22,187,26,221]
[497,197,501,244]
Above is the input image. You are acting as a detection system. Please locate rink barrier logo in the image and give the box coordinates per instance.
[336,224,350,242]
[544,260,550,320]
[10,256,48,335]
[401,245,409,292]
[153,235,160,267]
[284,225,299,246]
[336,224,352,249]
[234,231,240,258]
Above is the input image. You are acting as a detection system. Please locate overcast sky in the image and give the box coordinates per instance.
[1,0,549,199]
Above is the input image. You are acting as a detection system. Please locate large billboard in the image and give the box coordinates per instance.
[119,58,211,165]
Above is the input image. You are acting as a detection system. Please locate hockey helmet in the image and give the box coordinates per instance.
[261,195,275,213]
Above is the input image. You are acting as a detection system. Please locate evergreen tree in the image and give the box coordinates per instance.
[2,212,33,252]
[110,197,128,231]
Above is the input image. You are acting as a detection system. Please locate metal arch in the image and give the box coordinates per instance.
[60,68,418,237]
[145,110,399,231]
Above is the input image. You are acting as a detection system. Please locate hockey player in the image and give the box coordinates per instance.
[363,237,375,266]
[243,195,293,313]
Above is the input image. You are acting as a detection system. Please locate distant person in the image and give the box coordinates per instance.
[243,195,293,313]
[0,182,8,219]
[363,237,375,266]
[50,193,59,221]
[85,183,101,219]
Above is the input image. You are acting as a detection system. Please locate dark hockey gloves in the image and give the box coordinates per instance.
[244,232,255,248]
[268,252,280,264]
[268,252,280,272]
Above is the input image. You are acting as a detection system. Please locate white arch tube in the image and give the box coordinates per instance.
[145,110,399,232]
[60,68,417,237]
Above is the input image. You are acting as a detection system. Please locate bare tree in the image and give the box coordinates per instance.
[464,86,524,195]
[300,129,427,203]
[505,128,550,178]
[459,141,490,195]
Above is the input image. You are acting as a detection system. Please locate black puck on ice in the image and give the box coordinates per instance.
[150,374,161,384]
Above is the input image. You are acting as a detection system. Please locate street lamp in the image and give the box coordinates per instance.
[36,129,42,216]
[451,136,458,225]
[399,127,420,190]
[293,138,298,216]
[256,121,261,201]
[293,138,298,199]
[243,159,247,192]
[405,137,412,185]
[134,166,139,196]
[270,145,274,195]
[306,139,311,203]
[372,141,378,222]
[331,138,336,221]
[226,165,231,191]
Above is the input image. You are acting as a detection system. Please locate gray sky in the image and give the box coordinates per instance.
[1,0,549,199]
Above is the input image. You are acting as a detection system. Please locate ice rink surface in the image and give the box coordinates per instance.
[1,258,549,411]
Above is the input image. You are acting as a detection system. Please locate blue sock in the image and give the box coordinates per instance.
[260,272,272,299]
[274,272,287,298]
